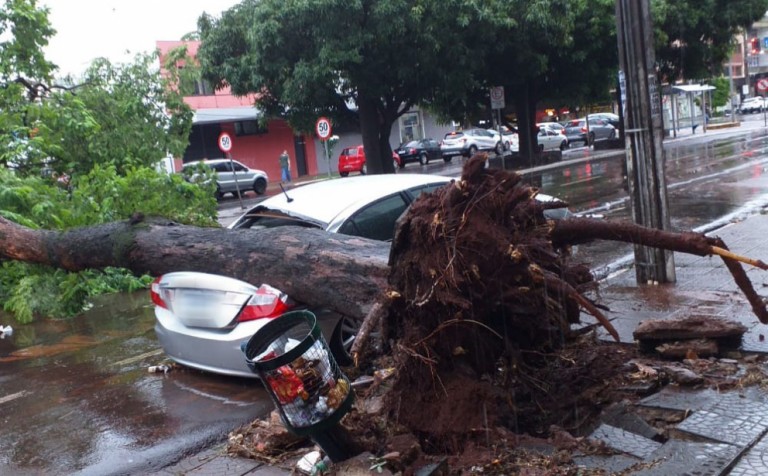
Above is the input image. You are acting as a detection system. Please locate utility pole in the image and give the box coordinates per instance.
[615,0,676,284]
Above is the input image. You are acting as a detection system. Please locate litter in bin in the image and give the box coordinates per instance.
[259,342,350,428]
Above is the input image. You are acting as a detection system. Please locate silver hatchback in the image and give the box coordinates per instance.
[183,158,268,199]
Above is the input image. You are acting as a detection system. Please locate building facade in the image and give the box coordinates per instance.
[157,41,454,180]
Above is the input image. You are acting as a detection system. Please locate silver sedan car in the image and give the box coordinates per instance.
[153,175,453,378]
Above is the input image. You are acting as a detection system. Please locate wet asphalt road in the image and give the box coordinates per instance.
[3,117,768,475]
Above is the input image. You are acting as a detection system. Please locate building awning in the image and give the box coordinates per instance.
[671,84,717,93]
[192,107,262,125]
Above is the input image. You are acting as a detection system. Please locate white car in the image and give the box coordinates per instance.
[537,126,569,151]
[440,129,504,159]
[739,97,766,114]
[182,158,268,199]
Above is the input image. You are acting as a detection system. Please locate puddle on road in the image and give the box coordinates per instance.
[0,290,272,475]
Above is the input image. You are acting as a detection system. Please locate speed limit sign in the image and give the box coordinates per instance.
[218,132,233,154]
[315,117,332,140]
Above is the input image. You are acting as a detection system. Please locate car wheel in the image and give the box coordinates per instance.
[361,164,367,175]
[559,140,567,151]
[253,177,267,195]
[418,152,427,166]
[340,171,349,177]
[538,144,544,153]
[215,187,223,200]
[495,142,503,155]
[468,145,478,157]
[328,315,361,366]
[588,132,595,146]
[443,156,453,163]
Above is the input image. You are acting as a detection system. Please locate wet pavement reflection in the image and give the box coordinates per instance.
[0,292,273,475]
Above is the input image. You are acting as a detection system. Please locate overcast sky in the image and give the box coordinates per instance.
[40,0,241,76]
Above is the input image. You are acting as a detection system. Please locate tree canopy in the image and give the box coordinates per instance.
[197,0,480,174]
[653,0,768,82]
[0,0,216,322]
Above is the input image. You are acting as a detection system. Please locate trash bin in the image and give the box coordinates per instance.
[244,310,356,462]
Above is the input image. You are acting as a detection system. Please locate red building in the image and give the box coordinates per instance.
[156,41,318,182]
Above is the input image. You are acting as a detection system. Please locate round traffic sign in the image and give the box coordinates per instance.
[315,117,332,140]
[758,78,768,93]
[218,132,233,153]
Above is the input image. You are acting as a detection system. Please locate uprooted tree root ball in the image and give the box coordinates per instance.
[367,154,615,446]
[345,153,768,454]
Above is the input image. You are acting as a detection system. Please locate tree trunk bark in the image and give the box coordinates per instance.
[0,216,390,321]
[358,90,395,175]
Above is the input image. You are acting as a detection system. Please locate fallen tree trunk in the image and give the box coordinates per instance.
[0,215,390,321]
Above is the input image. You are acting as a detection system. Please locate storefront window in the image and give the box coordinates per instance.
[399,112,423,143]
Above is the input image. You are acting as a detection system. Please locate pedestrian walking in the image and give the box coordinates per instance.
[279,149,292,183]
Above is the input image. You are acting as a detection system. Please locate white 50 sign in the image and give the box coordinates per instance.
[315,117,332,140]
[218,132,233,153]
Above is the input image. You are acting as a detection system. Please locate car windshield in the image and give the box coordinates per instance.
[230,207,323,231]
[404,141,420,148]
[444,132,464,139]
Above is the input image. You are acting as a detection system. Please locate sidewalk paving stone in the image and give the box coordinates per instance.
[632,440,741,476]
[589,423,662,458]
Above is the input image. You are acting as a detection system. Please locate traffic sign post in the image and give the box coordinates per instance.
[316,117,333,177]
[490,87,505,169]
[218,132,245,209]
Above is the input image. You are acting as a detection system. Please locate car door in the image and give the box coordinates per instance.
[425,139,441,160]
[589,118,613,140]
[476,129,496,150]
[212,161,234,193]
[537,129,556,150]
[231,161,254,189]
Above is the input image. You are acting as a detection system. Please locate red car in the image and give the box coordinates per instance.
[338,145,401,176]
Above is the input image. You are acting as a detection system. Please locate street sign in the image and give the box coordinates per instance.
[218,132,233,154]
[490,86,505,109]
[315,117,332,140]
[758,78,768,93]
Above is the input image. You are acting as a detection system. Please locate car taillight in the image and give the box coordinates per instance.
[150,276,172,309]
[238,284,292,322]
[581,126,587,133]
[410,148,417,154]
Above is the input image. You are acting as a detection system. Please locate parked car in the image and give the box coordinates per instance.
[152,272,349,378]
[182,158,268,199]
[440,129,503,159]
[337,145,402,176]
[536,126,569,151]
[488,126,520,152]
[563,117,616,146]
[394,138,442,167]
[738,97,766,114]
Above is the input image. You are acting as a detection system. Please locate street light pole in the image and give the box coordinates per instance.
[615,0,676,284]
